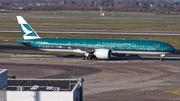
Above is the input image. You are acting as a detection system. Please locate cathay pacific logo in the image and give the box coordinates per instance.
[17,16,40,39]
[20,24,33,37]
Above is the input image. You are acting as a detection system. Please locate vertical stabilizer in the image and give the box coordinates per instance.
[16,16,41,39]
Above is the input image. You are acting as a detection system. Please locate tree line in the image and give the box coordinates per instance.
[1,0,180,14]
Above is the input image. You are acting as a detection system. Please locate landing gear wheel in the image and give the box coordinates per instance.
[81,56,93,60]
[86,57,90,60]
[160,58,164,61]
[81,56,85,60]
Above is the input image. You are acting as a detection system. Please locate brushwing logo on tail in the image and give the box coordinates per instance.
[17,16,40,39]
[21,24,33,37]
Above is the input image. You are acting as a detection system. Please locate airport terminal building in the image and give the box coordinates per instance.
[0,69,84,101]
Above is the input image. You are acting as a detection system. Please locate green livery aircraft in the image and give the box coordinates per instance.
[16,16,175,61]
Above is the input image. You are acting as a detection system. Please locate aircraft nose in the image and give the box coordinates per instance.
[169,45,175,52]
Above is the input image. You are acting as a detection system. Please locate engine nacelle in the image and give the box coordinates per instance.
[94,49,111,59]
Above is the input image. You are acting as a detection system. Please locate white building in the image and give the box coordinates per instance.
[0,69,8,101]
[0,69,84,101]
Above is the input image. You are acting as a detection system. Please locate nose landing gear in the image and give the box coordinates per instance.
[160,58,164,61]
[160,54,165,61]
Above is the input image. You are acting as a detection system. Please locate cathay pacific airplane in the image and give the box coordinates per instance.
[16,16,175,61]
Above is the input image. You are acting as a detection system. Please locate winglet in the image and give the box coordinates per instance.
[16,16,41,40]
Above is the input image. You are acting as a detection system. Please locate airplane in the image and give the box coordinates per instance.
[16,16,175,61]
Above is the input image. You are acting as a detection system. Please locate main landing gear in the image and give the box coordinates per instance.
[81,53,96,60]
[81,56,93,60]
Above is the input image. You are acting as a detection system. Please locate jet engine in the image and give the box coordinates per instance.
[94,49,111,59]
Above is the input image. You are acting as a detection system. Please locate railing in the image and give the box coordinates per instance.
[0,88,7,101]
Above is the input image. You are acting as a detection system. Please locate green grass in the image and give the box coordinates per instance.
[1,11,180,31]
[1,32,180,49]
[0,11,154,18]
[1,18,180,31]
[1,11,180,18]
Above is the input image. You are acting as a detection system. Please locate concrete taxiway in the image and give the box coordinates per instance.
[0,52,180,101]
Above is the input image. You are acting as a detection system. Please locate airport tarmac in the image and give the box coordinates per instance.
[0,52,180,101]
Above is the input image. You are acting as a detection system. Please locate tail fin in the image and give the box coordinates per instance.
[16,16,41,40]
